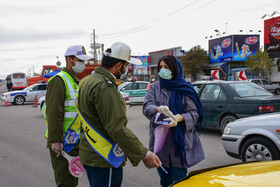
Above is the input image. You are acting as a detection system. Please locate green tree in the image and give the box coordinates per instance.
[245,48,273,79]
[178,45,209,81]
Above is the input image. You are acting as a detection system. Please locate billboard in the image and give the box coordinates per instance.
[131,56,148,75]
[233,35,259,61]
[209,35,259,63]
[264,16,280,57]
[209,36,233,63]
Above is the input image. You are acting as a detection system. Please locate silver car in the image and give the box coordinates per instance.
[222,112,280,161]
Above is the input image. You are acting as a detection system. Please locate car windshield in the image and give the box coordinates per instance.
[229,82,273,97]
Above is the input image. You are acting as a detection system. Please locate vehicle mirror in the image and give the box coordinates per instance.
[30,89,33,92]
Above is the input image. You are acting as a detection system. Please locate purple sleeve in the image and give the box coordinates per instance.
[142,83,158,121]
[181,96,199,132]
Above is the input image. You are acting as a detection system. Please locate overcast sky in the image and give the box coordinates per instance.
[0,0,279,78]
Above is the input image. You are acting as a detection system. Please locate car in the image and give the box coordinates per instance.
[38,91,130,111]
[1,82,47,105]
[247,78,280,95]
[171,160,280,186]
[118,81,149,103]
[221,112,280,162]
[192,80,280,132]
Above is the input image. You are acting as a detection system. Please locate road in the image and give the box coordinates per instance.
[0,85,240,187]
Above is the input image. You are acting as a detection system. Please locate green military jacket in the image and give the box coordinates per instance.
[78,67,148,168]
[46,68,80,149]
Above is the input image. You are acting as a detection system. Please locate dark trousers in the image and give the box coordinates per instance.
[49,148,79,187]
[83,165,123,187]
[157,166,187,187]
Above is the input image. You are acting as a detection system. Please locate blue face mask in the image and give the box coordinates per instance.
[158,68,172,79]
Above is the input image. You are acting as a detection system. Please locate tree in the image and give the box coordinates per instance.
[245,48,273,79]
[178,45,209,81]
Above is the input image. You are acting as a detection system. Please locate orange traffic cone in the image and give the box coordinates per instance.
[4,95,9,107]
[33,95,38,107]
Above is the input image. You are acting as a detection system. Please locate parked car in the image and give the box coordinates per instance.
[38,91,130,111]
[247,78,280,95]
[222,112,280,162]
[192,80,280,132]
[118,81,149,103]
[171,160,280,186]
[1,82,47,105]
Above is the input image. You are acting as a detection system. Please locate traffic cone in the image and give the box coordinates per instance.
[33,95,38,107]
[4,95,9,107]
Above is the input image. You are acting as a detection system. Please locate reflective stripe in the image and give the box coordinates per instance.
[58,73,76,100]
[64,112,78,118]
[65,100,76,106]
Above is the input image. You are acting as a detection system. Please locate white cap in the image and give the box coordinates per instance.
[104,42,142,65]
[64,45,93,61]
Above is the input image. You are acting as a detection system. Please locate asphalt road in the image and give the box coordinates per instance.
[0,85,240,187]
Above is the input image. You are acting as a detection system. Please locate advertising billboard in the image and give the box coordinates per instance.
[233,35,259,61]
[209,36,233,63]
[264,16,280,57]
[131,56,148,75]
[209,35,259,63]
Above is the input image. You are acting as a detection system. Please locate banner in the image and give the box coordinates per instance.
[233,35,259,61]
[264,16,280,54]
[209,36,233,63]
[131,56,148,75]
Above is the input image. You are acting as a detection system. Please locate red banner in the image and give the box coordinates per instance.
[264,16,280,52]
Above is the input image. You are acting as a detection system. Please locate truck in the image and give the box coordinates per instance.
[27,64,100,86]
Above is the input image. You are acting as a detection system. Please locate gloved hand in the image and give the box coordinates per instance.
[157,106,176,120]
[163,114,183,128]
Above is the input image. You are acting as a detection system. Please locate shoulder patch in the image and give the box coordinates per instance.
[106,80,114,87]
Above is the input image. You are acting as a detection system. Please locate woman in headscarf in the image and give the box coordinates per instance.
[143,55,205,187]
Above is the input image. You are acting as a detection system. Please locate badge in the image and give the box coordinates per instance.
[65,130,78,144]
[113,144,124,157]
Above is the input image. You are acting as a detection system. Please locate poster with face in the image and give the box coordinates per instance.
[132,56,148,75]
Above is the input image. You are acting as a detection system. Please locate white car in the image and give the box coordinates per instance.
[118,81,149,103]
[1,82,47,105]
[222,112,280,162]
[38,91,130,111]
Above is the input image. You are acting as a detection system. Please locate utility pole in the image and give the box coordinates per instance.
[93,29,97,60]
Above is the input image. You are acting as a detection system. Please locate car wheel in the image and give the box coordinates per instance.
[220,115,237,133]
[14,95,25,105]
[275,88,280,95]
[241,136,280,162]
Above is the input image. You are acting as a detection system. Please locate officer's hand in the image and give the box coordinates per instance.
[142,151,161,169]
[51,142,63,157]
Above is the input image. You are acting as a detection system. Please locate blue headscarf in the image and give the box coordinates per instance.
[159,57,204,162]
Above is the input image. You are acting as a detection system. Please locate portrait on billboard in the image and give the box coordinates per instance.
[132,56,148,75]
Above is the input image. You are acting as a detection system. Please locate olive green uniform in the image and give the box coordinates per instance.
[78,67,148,168]
[46,68,79,187]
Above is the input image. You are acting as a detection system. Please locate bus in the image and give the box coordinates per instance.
[6,72,28,90]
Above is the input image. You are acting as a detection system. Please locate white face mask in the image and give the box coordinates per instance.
[72,60,85,74]
[118,64,128,80]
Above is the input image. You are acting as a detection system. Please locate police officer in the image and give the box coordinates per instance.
[77,42,161,187]
[45,45,92,187]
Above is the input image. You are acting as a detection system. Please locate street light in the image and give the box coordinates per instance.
[262,11,280,19]
[271,11,280,16]
[214,29,221,36]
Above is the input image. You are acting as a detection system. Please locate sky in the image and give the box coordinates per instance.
[0,0,279,79]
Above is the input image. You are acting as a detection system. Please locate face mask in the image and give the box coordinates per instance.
[118,64,128,80]
[158,68,172,79]
[151,78,156,82]
[72,60,85,74]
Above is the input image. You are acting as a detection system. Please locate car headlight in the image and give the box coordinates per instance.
[224,126,231,135]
